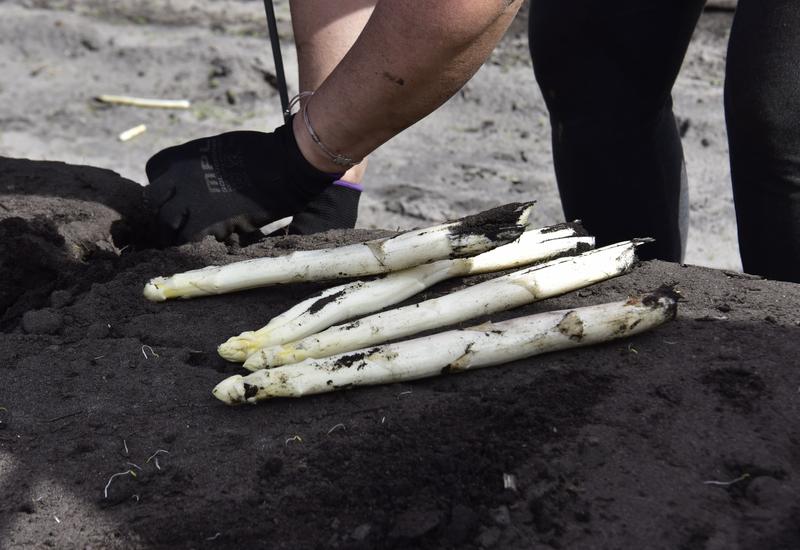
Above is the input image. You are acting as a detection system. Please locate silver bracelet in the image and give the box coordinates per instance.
[289,91,360,168]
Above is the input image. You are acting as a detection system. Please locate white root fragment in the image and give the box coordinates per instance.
[118,124,147,142]
[144,202,535,301]
[213,289,678,405]
[243,240,642,371]
[96,95,191,109]
[217,224,592,362]
[104,470,136,499]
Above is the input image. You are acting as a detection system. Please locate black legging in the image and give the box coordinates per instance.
[529,0,800,282]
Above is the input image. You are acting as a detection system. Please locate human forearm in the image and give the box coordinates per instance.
[290,0,375,182]
[293,0,524,172]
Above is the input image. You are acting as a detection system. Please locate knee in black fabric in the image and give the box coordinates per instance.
[727,86,800,186]
[548,101,687,262]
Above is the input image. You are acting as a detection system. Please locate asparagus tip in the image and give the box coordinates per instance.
[242,353,266,372]
[143,279,167,302]
[212,375,247,405]
[217,340,250,363]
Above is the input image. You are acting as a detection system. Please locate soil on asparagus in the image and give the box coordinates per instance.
[1,157,799,550]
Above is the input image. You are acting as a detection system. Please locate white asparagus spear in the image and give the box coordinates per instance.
[218,225,593,362]
[144,202,535,302]
[243,240,644,371]
[96,95,191,109]
[118,124,147,142]
[213,289,677,405]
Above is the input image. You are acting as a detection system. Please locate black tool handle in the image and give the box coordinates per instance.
[262,0,291,124]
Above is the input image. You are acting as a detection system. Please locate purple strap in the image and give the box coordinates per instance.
[332,179,364,192]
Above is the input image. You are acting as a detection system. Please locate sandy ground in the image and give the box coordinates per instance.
[1,0,739,270]
[0,156,799,550]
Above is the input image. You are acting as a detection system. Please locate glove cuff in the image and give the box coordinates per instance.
[275,116,344,195]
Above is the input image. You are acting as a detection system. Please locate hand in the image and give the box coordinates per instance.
[144,125,336,245]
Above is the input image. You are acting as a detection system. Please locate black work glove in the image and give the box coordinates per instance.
[144,122,339,245]
[286,181,362,235]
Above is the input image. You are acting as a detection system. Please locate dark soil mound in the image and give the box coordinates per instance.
[0,156,798,549]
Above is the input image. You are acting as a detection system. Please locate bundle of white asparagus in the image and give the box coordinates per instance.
[141,202,677,404]
[218,221,594,362]
[213,288,678,405]
[241,240,642,371]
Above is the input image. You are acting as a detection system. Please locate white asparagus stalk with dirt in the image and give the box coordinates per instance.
[144,202,535,302]
[218,223,593,362]
[243,240,645,371]
[213,288,678,405]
